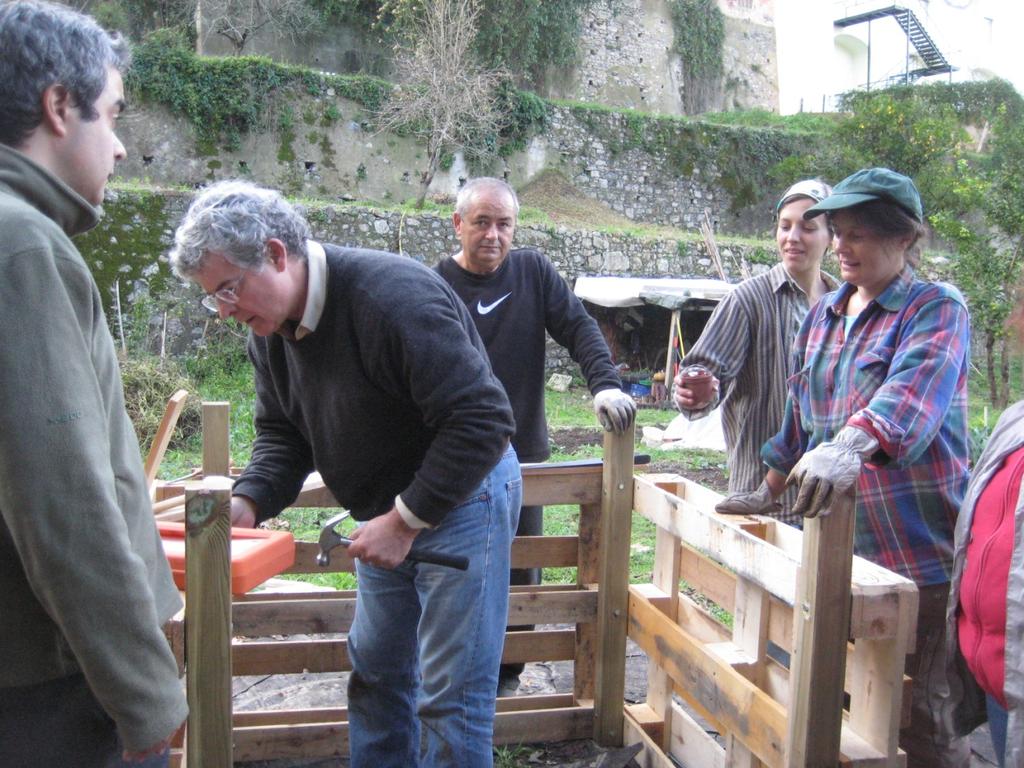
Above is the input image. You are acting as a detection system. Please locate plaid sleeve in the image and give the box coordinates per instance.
[847,292,970,467]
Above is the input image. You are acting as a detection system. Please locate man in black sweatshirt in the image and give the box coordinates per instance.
[170,180,520,768]
[436,177,635,694]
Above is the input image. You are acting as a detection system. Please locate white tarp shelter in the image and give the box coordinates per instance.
[573,276,733,453]
[573,276,733,309]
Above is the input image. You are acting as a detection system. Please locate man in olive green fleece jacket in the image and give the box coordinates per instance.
[0,3,187,764]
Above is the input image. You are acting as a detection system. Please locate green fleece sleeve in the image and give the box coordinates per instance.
[0,243,187,751]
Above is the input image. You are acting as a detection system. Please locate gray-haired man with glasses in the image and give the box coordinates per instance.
[170,179,519,768]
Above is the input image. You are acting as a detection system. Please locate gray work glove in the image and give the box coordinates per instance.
[715,479,782,516]
[788,426,879,518]
[593,388,637,433]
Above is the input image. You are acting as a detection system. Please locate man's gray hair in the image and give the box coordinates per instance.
[170,180,311,278]
[0,1,131,147]
[455,177,520,218]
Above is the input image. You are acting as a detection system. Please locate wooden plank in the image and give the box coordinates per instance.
[286,534,582,574]
[496,693,577,712]
[624,704,679,768]
[575,502,602,702]
[625,701,665,744]
[232,597,357,636]
[846,588,918,764]
[628,586,788,767]
[233,638,349,675]
[666,699,727,768]
[231,629,577,675]
[633,475,800,605]
[201,402,230,478]
[505,588,598,626]
[785,492,856,768]
[594,426,635,746]
[494,705,594,745]
[680,543,736,612]
[503,629,577,663]
[144,389,188,493]
[727,573,772,767]
[233,708,346,727]
[664,308,681,384]
[184,477,234,767]
[838,723,902,767]
[637,476,909,640]
[231,589,596,637]
[522,469,603,506]
[232,702,591,760]
[234,722,348,761]
[646,525,681,752]
[511,535,579,569]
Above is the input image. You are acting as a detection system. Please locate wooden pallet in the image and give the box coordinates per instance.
[160,406,915,768]
[624,474,916,768]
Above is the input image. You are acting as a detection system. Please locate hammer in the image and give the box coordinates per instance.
[316,511,469,570]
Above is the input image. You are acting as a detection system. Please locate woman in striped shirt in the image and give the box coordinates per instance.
[673,178,837,524]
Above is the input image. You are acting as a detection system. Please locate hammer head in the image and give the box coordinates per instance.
[316,511,351,567]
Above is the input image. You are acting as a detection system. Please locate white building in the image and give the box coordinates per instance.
[774,0,1024,114]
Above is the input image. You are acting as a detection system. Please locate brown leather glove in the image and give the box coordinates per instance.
[715,479,782,516]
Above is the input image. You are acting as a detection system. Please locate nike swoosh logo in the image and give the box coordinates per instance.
[477,292,512,315]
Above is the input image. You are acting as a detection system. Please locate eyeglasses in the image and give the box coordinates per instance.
[201,272,246,313]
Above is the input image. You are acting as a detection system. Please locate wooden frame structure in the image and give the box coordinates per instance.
[159,404,917,767]
[624,474,918,768]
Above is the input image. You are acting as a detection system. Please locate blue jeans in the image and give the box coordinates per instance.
[347,448,521,768]
[0,673,170,767]
[987,694,1008,767]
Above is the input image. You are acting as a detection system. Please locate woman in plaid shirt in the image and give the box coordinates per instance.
[748,168,971,767]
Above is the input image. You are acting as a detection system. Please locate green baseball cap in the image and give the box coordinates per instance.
[803,167,923,222]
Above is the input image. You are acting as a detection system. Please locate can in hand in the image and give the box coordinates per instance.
[680,364,714,404]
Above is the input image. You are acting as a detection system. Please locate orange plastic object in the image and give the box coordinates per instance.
[158,521,296,595]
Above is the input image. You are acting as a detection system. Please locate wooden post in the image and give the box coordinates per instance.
[645,525,681,751]
[785,491,856,768]
[202,402,230,478]
[663,308,681,384]
[575,501,601,703]
[593,425,635,746]
[185,476,234,767]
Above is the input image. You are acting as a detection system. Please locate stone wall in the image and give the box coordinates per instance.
[548,0,684,115]
[117,93,811,236]
[189,0,779,118]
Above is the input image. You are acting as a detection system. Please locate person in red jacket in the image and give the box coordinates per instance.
[944,377,1024,764]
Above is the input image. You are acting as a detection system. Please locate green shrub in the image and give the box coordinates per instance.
[119,355,202,452]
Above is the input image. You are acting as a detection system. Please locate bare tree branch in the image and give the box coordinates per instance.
[201,0,316,54]
[374,0,509,207]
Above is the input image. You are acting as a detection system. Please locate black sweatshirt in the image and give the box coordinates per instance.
[234,245,514,526]
[436,248,621,462]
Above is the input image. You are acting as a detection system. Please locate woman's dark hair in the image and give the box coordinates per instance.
[828,199,927,267]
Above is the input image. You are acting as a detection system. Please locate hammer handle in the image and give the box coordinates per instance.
[407,549,469,571]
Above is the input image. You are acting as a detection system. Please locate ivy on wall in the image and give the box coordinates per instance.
[667,0,725,114]
[128,28,547,157]
[318,0,604,85]
[126,28,392,151]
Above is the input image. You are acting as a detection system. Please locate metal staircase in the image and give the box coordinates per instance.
[835,5,953,81]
